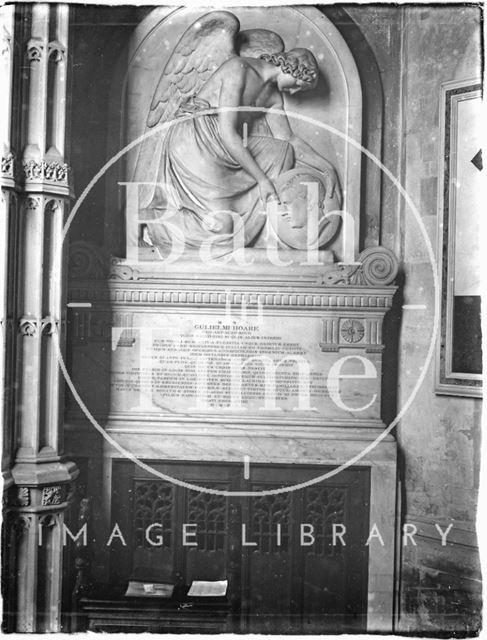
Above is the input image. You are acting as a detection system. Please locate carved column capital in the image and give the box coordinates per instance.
[41,485,63,506]
[18,316,59,337]
[1,22,13,57]
[24,195,42,211]
[41,317,59,336]
[22,159,71,191]
[11,486,31,507]
[18,317,40,337]
[45,197,63,213]
[26,38,46,63]
[12,513,35,536]
[48,40,66,62]
[20,194,66,216]
[1,151,15,180]
[6,480,76,511]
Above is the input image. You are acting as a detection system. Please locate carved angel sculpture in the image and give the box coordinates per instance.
[133,10,342,254]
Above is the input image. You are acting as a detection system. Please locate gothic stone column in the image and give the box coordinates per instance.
[1,2,17,496]
[1,3,77,632]
[1,6,20,628]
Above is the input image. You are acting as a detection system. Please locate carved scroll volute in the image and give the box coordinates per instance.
[68,241,107,280]
[322,246,399,287]
[357,246,399,286]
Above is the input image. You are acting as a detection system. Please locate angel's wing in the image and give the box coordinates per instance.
[146,11,240,128]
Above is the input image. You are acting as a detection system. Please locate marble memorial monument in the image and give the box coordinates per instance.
[66,6,400,633]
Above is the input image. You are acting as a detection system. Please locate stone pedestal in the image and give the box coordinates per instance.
[67,245,399,632]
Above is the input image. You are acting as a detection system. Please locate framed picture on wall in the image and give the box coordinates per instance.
[436,79,483,397]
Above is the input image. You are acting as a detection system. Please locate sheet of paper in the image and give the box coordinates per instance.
[187,580,228,597]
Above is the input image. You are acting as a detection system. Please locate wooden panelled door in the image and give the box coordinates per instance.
[111,460,370,634]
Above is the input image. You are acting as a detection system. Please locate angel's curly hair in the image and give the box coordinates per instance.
[260,48,319,90]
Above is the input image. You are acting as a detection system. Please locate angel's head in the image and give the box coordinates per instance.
[260,48,319,94]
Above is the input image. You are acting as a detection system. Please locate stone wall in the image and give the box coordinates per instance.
[396,6,482,634]
[337,5,482,633]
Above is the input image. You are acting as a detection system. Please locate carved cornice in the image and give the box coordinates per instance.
[70,246,398,310]
[70,285,396,311]
[22,159,70,186]
[108,246,399,288]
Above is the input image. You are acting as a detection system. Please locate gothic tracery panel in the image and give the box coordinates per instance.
[186,488,228,552]
[250,490,291,553]
[304,485,347,556]
[133,480,173,547]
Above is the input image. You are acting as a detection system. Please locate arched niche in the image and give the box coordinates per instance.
[106,6,364,261]
[321,5,386,250]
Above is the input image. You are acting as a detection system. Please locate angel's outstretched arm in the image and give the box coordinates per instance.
[267,98,342,204]
[217,63,279,202]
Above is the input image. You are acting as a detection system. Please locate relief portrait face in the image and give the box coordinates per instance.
[270,172,322,249]
[268,169,341,251]
[278,178,318,229]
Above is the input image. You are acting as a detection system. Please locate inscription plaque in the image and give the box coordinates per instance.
[110,312,381,424]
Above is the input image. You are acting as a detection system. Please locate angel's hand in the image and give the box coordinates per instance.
[323,167,342,205]
[138,225,153,249]
[258,178,281,207]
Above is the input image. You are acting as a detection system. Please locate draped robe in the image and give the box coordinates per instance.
[138,97,294,251]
